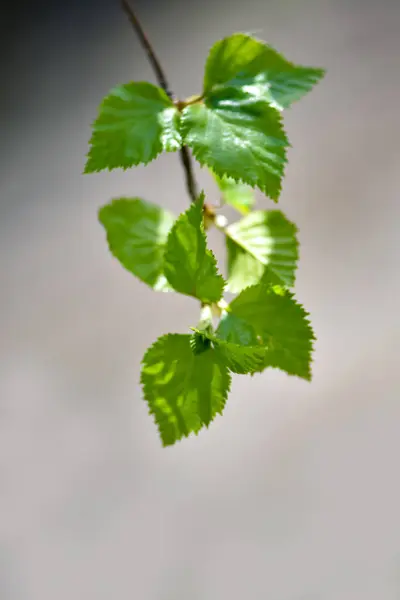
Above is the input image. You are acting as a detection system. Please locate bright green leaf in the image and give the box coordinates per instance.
[216,312,259,346]
[164,193,225,303]
[213,339,266,374]
[204,33,325,110]
[216,282,315,380]
[84,82,181,173]
[141,334,231,446]
[98,197,174,291]
[212,171,255,215]
[181,95,288,200]
[226,210,299,293]
[226,238,267,294]
[192,328,266,374]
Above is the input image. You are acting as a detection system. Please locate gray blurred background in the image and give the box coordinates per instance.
[1,0,400,598]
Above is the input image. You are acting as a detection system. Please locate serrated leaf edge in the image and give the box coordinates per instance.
[224,282,316,381]
[83,81,179,174]
[163,195,225,302]
[181,106,289,201]
[140,334,232,446]
[202,32,326,109]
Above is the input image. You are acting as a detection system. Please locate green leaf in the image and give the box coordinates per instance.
[98,197,174,291]
[212,171,255,214]
[141,334,231,446]
[204,33,325,110]
[216,282,315,380]
[214,340,266,374]
[190,330,213,355]
[226,210,299,293]
[164,193,225,303]
[192,328,266,375]
[216,312,259,346]
[84,82,181,173]
[181,95,288,200]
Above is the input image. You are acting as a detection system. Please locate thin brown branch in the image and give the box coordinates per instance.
[179,146,198,203]
[121,0,171,97]
[121,0,198,203]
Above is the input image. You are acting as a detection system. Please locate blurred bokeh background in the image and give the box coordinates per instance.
[1,0,400,598]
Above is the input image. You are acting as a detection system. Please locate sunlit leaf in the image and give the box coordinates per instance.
[84,82,181,173]
[141,334,231,446]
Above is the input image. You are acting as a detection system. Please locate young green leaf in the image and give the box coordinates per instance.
[204,33,325,110]
[212,172,255,215]
[181,94,288,200]
[190,330,213,355]
[225,210,299,293]
[141,334,231,446]
[84,82,181,173]
[164,194,225,303]
[192,328,266,374]
[216,282,315,380]
[99,197,174,291]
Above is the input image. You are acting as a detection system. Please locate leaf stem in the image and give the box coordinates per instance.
[121,0,199,203]
[175,94,205,110]
[121,0,171,97]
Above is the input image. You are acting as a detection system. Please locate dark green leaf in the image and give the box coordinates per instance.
[190,330,212,355]
[192,328,266,374]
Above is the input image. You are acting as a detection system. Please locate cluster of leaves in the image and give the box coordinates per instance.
[84,33,325,446]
